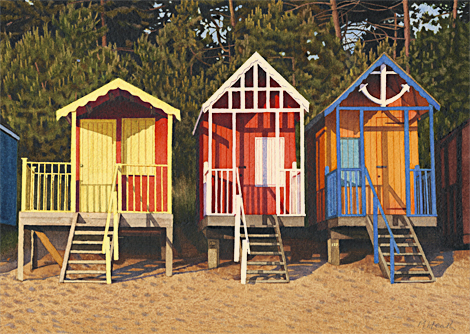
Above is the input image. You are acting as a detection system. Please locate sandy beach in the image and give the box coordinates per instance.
[0,245,469,334]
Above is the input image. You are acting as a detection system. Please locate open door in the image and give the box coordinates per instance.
[79,120,116,212]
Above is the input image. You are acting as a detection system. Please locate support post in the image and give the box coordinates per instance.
[208,111,213,214]
[208,239,219,269]
[275,108,280,215]
[300,108,305,215]
[360,109,366,215]
[30,231,38,271]
[21,158,27,211]
[160,230,166,261]
[234,195,240,262]
[328,238,340,266]
[17,220,24,281]
[429,105,437,216]
[336,107,342,216]
[165,225,173,276]
[241,239,248,284]
[167,115,173,214]
[71,112,76,212]
[404,109,411,215]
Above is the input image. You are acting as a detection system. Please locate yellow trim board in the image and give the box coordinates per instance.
[56,78,181,121]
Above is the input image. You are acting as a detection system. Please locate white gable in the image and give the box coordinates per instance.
[193,52,309,134]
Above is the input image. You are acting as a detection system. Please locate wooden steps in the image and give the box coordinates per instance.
[242,215,289,284]
[365,215,435,284]
[60,219,115,284]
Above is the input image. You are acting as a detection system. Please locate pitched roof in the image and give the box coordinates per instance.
[193,52,309,134]
[56,78,180,121]
[322,53,440,117]
[0,123,20,141]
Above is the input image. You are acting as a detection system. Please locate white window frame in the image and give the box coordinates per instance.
[255,137,285,187]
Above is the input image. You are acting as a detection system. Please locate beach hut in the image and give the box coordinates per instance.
[18,79,180,283]
[306,54,439,283]
[0,123,20,226]
[193,52,309,282]
[437,118,469,247]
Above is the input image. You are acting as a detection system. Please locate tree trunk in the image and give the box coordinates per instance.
[330,0,341,41]
[453,0,458,20]
[101,0,106,47]
[229,0,236,28]
[403,0,410,72]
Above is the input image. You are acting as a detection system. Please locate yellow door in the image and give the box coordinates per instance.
[122,118,156,212]
[80,120,116,212]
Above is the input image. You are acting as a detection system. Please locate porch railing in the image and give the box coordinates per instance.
[410,166,433,216]
[21,158,72,212]
[326,165,436,219]
[325,167,364,219]
[203,163,303,216]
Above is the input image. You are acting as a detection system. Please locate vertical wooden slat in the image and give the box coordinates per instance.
[71,112,76,212]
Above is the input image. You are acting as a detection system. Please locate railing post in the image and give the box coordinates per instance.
[336,107,342,216]
[241,239,248,284]
[21,158,28,211]
[113,192,119,261]
[373,196,378,264]
[117,166,122,212]
[360,109,366,216]
[234,195,240,262]
[104,236,112,284]
[390,241,395,284]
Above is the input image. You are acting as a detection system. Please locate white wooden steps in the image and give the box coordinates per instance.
[241,215,289,283]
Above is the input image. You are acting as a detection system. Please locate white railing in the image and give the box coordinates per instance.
[234,169,250,262]
[21,159,72,212]
[280,164,302,215]
[203,164,235,216]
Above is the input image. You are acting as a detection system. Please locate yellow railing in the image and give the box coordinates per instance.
[103,165,120,264]
[21,158,72,212]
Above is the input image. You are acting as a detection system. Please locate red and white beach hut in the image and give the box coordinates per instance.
[193,52,309,268]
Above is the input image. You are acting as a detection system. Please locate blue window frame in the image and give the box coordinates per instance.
[340,138,361,186]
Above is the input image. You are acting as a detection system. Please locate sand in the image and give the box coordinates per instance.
[0,248,469,334]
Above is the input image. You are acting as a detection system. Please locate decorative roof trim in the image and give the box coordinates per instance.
[0,124,20,141]
[56,78,180,121]
[323,53,440,117]
[192,52,309,135]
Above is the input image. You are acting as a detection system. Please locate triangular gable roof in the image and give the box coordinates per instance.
[192,52,309,134]
[322,53,440,117]
[56,78,180,121]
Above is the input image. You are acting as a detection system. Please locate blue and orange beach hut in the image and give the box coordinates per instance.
[306,54,440,283]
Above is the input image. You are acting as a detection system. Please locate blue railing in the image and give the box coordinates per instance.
[411,166,433,216]
[325,167,364,219]
[365,168,400,284]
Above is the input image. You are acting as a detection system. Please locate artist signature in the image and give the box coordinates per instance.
[417,320,455,330]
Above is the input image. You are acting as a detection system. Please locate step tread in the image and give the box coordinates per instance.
[242,234,278,238]
[63,280,107,283]
[387,262,424,266]
[73,240,103,245]
[68,260,106,264]
[247,270,287,274]
[394,279,435,283]
[70,250,103,254]
[250,279,289,283]
[249,242,279,246]
[250,251,282,255]
[381,243,417,247]
[378,234,411,238]
[74,231,113,235]
[66,270,106,274]
[382,252,421,256]
[394,271,431,275]
[247,261,284,266]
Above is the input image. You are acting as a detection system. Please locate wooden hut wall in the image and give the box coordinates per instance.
[74,96,169,213]
[438,120,470,246]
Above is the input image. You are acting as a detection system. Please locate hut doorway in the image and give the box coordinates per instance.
[79,119,116,212]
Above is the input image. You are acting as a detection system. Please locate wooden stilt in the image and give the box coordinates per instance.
[328,238,340,266]
[165,225,173,277]
[208,239,219,269]
[17,221,24,281]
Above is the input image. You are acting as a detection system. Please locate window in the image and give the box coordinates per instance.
[255,137,285,187]
[340,138,361,186]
